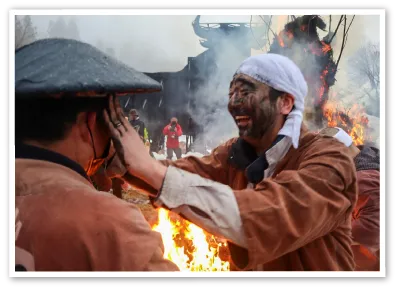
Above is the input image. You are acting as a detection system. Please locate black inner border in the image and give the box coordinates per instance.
[2,2,395,287]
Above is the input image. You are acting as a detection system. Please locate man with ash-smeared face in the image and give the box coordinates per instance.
[104,53,358,271]
[228,74,289,152]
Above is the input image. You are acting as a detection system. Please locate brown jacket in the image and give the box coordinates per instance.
[351,169,380,271]
[15,158,179,271]
[162,128,358,270]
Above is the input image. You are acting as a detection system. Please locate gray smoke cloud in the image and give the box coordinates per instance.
[29,14,381,149]
[31,15,206,72]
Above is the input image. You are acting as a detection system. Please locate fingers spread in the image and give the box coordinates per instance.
[114,96,129,131]
[108,94,119,125]
[103,107,120,138]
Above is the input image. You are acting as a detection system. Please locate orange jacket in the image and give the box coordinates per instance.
[156,127,358,270]
[15,156,179,271]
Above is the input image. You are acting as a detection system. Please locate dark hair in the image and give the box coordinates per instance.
[269,87,296,113]
[15,96,108,143]
[129,109,138,115]
[268,87,285,102]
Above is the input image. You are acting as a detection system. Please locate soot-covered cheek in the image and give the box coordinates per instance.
[233,95,245,106]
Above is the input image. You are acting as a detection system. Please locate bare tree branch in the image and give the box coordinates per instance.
[15,17,29,49]
[259,15,276,38]
[16,25,28,48]
[336,16,347,69]
[345,15,355,37]
[15,16,37,49]
[341,15,355,51]
[347,41,380,116]
[250,15,264,51]
[267,15,273,48]
[329,15,344,44]
[329,15,332,33]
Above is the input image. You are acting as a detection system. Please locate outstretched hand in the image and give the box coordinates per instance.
[102,95,167,190]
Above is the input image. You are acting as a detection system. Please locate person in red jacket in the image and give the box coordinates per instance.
[163,117,183,160]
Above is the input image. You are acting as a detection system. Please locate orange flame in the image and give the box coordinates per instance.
[277,30,294,48]
[152,208,230,271]
[323,101,370,146]
[321,41,332,53]
[277,35,285,47]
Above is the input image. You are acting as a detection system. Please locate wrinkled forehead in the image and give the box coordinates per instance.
[230,73,271,91]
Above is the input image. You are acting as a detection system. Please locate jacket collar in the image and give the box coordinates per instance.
[272,125,318,176]
[15,143,89,181]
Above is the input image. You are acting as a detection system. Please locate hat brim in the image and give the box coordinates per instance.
[15,38,162,97]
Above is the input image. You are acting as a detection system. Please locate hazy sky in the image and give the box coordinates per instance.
[30,14,381,73]
[26,14,381,145]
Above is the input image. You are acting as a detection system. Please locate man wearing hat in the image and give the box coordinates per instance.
[14,39,179,271]
[104,53,358,271]
[129,109,146,141]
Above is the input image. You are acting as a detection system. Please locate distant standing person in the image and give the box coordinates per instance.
[163,117,182,160]
[129,109,146,141]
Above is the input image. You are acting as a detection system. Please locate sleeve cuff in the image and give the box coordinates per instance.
[152,166,187,209]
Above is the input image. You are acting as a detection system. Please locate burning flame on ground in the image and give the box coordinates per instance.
[323,101,370,146]
[152,208,230,271]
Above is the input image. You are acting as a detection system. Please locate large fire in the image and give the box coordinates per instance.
[323,100,370,145]
[272,15,371,143]
[152,208,230,271]
[270,15,338,127]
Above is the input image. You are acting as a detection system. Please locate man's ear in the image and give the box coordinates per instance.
[279,94,295,115]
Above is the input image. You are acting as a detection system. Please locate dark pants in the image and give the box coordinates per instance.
[112,178,124,199]
[167,147,182,160]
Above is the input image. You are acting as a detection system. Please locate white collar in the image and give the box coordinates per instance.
[265,137,292,165]
[264,136,292,178]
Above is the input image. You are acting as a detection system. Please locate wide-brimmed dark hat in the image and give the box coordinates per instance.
[15,38,162,98]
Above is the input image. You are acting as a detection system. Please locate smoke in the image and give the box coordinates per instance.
[325,15,380,93]
[265,16,380,127]
[324,15,381,145]
[29,15,255,150]
[29,14,380,149]
[31,15,206,72]
[184,16,268,150]
[252,15,380,98]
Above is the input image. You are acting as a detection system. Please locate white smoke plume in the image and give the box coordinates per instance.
[29,14,381,149]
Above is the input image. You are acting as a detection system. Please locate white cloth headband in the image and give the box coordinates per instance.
[235,53,308,148]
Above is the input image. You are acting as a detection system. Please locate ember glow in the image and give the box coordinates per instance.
[152,208,230,271]
[276,30,294,48]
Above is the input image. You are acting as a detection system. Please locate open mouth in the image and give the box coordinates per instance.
[235,115,251,127]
